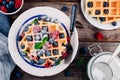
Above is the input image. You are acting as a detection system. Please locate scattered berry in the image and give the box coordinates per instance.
[95,32,104,40]
[87,2,93,8]
[59,33,65,38]
[112,22,117,26]
[17,36,22,41]
[37,59,45,65]
[21,44,25,49]
[64,70,73,76]
[61,6,68,11]
[53,49,59,55]
[80,47,89,53]
[15,72,22,78]
[9,1,14,6]
[15,0,22,9]
[62,52,68,58]
[45,50,51,56]
[2,0,7,5]
[53,41,58,47]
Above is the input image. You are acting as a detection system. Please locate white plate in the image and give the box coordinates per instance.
[8,7,78,76]
[81,0,120,30]
[87,52,120,80]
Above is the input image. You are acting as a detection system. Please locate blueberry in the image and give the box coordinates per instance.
[49,38,54,44]
[2,1,7,5]
[34,35,41,41]
[80,47,89,53]
[53,41,58,47]
[26,35,33,41]
[6,4,11,9]
[50,58,56,61]
[103,9,109,14]
[103,2,109,7]
[64,70,73,76]
[59,33,65,38]
[30,60,35,65]
[21,44,25,49]
[112,22,117,26]
[17,36,22,41]
[87,2,93,8]
[38,16,42,20]
[45,50,51,56]
[95,10,100,15]
[21,52,27,56]
[38,49,45,56]
[42,26,48,31]
[61,6,68,11]
[41,29,47,34]
[24,26,29,32]
[37,59,45,65]
[9,1,14,7]
[99,17,106,22]
[53,49,59,55]
[15,72,22,78]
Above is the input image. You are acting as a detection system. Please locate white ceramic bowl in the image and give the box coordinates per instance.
[8,7,78,76]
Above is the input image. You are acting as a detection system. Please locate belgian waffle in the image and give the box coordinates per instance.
[85,0,120,23]
[17,16,68,68]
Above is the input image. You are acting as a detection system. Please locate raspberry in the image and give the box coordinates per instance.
[0,0,2,3]
[95,32,104,40]
[0,6,8,13]
[15,0,22,9]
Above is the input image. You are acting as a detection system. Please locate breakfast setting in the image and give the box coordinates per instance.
[0,0,120,80]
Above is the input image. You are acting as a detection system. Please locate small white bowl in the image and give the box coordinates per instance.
[0,0,24,15]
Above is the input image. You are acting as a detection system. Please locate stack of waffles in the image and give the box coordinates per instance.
[17,16,68,68]
[85,0,120,24]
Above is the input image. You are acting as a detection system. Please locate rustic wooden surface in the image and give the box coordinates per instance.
[9,0,120,80]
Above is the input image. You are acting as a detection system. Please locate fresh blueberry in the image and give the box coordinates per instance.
[49,38,54,44]
[17,36,22,41]
[21,52,27,56]
[15,72,22,78]
[80,47,89,53]
[53,41,58,47]
[26,35,33,41]
[9,1,14,7]
[24,26,29,32]
[64,70,73,76]
[37,59,45,65]
[38,49,45,56]
[112,22,117,26]
[95,10,100,15]
[103,9,109,14]
[45,50,51,56]
[99,17,106,22]
[21,44,25,49]
[61,6,68,11]
[6,4,11,9]
[53,49,59,55]
[42,26,48,31]
[103,2,109,7]
[2,0,7,5]
[30,60,35,65]
[87,2,93,7]
[38,16,42,20]
[34,35,41,41]
[41,29,47,34]
[59,33,65,38]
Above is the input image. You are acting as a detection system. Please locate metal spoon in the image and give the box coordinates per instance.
[65,4,77,63]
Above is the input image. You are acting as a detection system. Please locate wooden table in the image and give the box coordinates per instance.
[10,0,120,80]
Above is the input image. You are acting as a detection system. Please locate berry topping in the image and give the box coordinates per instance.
[24,26,29,32]
[30,60,35,65]
[53,49,59,55]
[42,26,48,31]
[44,61,52,68]
[99,17,106,22]
[53,41,58,47]
[87,2,93,7]
[80,47,89,53]
[45,50,51,56]
[112,22,117,26]
[26,35,33,41]
[95,10,100,15]
[37,49,45,56]
[49,38,54,44]
[103,2,109,7]
[21,44,25,49]
[34,35,41,41]
[17,36,22,41]
[6,4,11,9]
[37,59,45,65]
[103,9,109,14]
[59,33,65,38]
[0,0,2,3]
[2,0,7,5]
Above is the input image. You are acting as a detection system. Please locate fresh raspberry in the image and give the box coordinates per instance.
[6,0,10,2]
[0,6,8,13]
[0,0,2,3]
[15,0,22,9]
[95,32,104,40]
[44,61,52,68]
[62,52,68,58]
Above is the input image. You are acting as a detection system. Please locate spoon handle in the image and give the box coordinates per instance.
[108,44,120,63]
[70,4,77,36]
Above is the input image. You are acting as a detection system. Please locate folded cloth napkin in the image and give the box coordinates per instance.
[0,13,15,80]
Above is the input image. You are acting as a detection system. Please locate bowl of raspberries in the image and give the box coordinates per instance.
[0,0,23,15]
